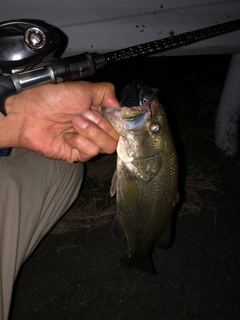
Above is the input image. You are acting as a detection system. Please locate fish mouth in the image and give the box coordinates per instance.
[102,104,151,133]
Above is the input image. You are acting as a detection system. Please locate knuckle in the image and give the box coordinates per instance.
[106,82,115,91]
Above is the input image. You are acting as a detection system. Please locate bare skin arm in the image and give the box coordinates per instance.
[0,81,119,162]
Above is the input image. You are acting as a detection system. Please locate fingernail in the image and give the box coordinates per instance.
[82,110,100,124]
[72,115,88,129]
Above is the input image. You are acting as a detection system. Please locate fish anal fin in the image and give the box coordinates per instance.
[111,217,126,241]
[155,222,172,249]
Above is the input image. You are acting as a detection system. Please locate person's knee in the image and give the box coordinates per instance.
[55,160,84,208]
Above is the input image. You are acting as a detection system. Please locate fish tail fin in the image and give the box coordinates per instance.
[120,253,156,275]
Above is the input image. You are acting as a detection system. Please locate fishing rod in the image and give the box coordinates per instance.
[0,18,240,115]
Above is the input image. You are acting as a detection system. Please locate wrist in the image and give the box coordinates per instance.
[0,96,24,148]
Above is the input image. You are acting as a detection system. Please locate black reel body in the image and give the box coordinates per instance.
[0,20,62,73]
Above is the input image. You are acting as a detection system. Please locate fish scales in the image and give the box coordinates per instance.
[117,149,177,260]
[103,81,178,274]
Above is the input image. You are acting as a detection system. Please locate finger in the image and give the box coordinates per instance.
[64,132,101,162]
[80,81,120,108]
[90,82,119,107]
[71,115,118,154]
[81,109,119,141]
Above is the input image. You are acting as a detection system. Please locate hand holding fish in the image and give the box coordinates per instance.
[2,81,119,162]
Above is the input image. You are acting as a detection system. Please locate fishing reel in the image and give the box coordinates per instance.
[0,19,64,74]
[0,19,103,115]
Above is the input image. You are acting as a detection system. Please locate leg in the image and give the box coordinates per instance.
[0,148,84,320]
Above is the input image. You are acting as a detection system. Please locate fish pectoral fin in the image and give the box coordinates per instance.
[155,222,172,249]
[110,170,118,197]
[128,156,162,181]
[111,217,126,241]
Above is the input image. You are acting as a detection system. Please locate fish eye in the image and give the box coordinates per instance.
[150,122,161,133]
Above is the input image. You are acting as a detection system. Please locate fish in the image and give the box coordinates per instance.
[102,81,178,274]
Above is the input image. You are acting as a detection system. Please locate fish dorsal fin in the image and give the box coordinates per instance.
[110,170,118,197]
[111,217,126,241]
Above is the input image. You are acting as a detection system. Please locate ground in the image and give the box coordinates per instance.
[9,56,240,320]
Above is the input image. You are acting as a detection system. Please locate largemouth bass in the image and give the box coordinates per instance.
[103,81,178,274]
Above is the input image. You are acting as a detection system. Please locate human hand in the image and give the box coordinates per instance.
[3,81,119,162]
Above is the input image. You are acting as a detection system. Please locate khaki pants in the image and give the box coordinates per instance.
[0,148,84,320]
